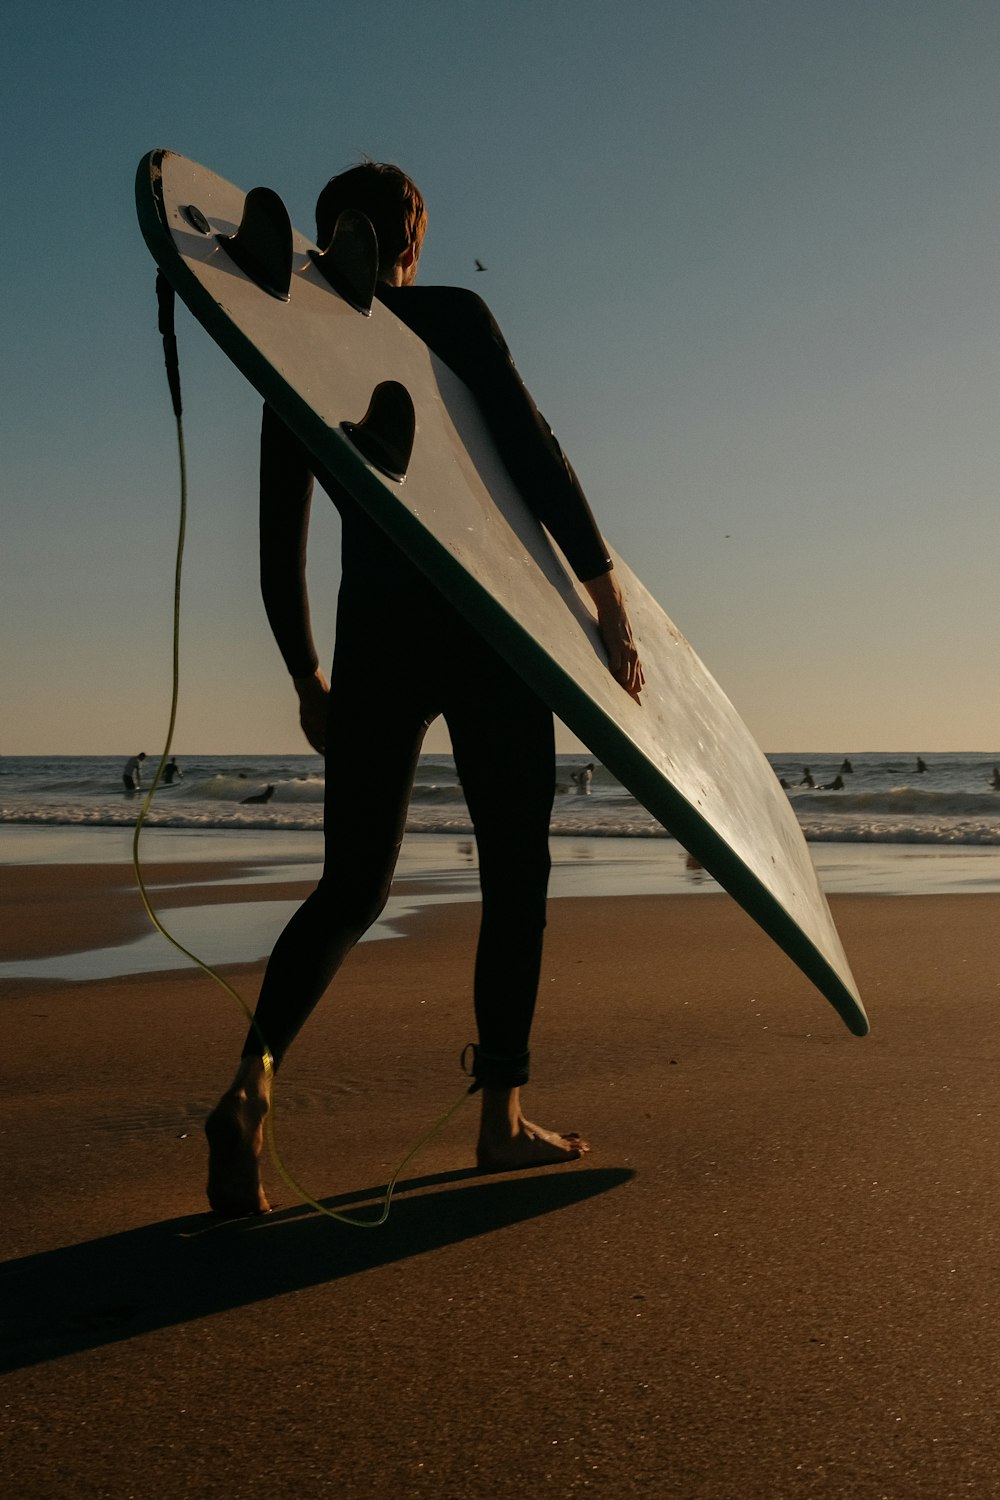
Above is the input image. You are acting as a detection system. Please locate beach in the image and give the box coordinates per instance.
[3,830,1000,1498]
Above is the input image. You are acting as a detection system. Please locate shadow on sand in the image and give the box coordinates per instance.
[0,1165,634,1371]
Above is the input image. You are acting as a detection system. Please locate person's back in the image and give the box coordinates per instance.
[261,286,613,667]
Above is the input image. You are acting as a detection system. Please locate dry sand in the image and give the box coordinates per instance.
[3,859,1000,1498]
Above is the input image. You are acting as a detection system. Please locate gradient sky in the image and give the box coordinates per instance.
[4,0,998,756]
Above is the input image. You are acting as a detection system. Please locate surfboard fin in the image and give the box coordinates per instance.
[342,381,415,482]
[216,187,293,301]
[309,210,379,315]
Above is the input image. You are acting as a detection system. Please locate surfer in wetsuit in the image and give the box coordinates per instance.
[205,162,644,1215]
[122,752,146,792]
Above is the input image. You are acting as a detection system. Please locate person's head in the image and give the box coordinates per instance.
[315,161,427,285]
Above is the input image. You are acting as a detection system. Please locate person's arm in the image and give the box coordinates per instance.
[390,288,614,580]
[581,569,645,703]
[259,405,329,750]
[441,292,644,700]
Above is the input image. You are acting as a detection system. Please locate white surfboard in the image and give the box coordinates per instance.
[136,150,867,1037]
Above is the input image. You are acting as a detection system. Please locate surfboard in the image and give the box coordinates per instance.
[135,149,868,1037]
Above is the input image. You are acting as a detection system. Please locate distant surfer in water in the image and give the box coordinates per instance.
[240,784,274,805]
[206,162,644,1214]
[571,763,595,794]
[122,752,146,792]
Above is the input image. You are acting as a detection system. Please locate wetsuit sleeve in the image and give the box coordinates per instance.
[475,304,614,581]
[259,404,321,678]
[383,287,613,582]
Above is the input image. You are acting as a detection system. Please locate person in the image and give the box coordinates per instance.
[163,758,182,784]
[205,162,644,1215]
[991,766,1000,791]
[571,763,595,794]
[916,756,928,774]
[799,767,815,789]
[241,783,275,805]
[840,758,853,774]
[819,774,845,791]
[122,752,146,792]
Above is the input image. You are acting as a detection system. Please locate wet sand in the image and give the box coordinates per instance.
[3,857,1000,1498]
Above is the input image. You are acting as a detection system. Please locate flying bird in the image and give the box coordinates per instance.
[474,259,487,272]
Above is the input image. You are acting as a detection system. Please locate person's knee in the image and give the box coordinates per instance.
[314,873,392,940]
[479,879,549,937]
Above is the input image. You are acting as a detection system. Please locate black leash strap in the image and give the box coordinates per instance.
[155,271,183,419]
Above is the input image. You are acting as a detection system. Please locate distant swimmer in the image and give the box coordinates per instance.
[916,756,928,774]
[571,763,595,794]
[820,774,845,791]
[779,777,790,790]
[241,784,275,804]
[122,752,146,792]
[840,758,853,774]
[799,768,815,788]
[991,766,1000,791]
[163,758,182,784]
[684,851,710,883]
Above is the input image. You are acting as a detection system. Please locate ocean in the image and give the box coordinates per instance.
[3,751,1000,981]
[2,751,999,845]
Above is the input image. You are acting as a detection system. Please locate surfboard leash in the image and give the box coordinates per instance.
[136,272,469,1227]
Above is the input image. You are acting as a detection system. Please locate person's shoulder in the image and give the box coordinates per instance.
[380,283,490,314]
[380,284,500,336]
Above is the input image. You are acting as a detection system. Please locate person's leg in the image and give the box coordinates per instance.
[206,645,436,1214]
[243,720,426,1068]
[446,651,587,1170]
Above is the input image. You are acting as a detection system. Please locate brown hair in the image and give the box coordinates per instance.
[315,161,428,276]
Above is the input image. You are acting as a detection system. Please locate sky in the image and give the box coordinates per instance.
[3,0,999,756]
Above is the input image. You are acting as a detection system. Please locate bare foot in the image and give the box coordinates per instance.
[205,1062,272,1215]
[476,1086,590,1173]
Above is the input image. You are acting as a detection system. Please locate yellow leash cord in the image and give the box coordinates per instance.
[136,275,468,1226]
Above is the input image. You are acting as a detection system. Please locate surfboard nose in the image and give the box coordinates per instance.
[216,186,293,301]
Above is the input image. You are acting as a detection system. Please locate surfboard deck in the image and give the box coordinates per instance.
[135,149,868,1037]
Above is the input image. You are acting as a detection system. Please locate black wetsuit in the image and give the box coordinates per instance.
[245,287,612,1087]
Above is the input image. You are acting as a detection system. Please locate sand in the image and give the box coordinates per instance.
[3,857,1000,1498]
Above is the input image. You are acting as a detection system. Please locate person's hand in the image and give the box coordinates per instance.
[583,570,645,702]
[293,668,330,753]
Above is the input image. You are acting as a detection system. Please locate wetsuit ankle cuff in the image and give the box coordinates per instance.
[462,1043,531,1092]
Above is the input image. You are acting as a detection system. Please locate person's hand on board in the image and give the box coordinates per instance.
[583,571,645,702]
